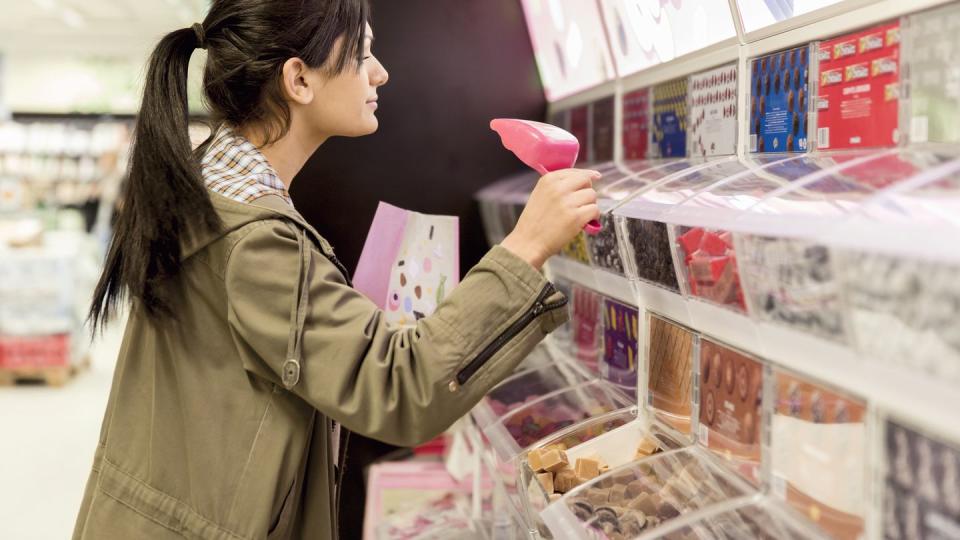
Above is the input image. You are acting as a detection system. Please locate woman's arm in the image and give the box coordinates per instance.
[225,220,567,447]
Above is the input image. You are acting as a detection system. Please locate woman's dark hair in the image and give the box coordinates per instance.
[89,0,369,331]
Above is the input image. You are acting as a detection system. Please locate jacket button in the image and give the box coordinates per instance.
[448,380,460,393]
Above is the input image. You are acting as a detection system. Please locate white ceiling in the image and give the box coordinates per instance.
[0,0,210,58]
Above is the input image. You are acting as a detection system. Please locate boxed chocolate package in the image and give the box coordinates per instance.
[750,45,812,153]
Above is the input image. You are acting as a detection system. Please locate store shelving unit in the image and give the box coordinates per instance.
[467,1,960,539]
[0,117,129,385]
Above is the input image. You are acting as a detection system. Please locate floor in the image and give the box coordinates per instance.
[0,316,124,539]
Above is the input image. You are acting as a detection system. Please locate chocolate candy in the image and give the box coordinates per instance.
[586,213,625,275]
[625,219,680,292]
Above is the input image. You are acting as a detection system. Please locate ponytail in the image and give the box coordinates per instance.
[89,0,369,332]
[88,26,220,332]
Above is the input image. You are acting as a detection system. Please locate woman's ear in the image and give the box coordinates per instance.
[281,57,315,105]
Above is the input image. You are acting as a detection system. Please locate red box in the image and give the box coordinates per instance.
[570,105,590,165]
[0,334,71,369]
[622,88,650,160]
[815,21,901,150]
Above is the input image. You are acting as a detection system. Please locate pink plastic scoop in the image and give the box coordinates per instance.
[490,118,602,235]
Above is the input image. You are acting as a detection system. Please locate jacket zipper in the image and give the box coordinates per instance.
[455,283,567,386]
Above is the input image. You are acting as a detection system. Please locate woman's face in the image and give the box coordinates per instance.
[301,23,390,139]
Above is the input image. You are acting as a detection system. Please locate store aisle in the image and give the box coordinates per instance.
[0,316,125,540]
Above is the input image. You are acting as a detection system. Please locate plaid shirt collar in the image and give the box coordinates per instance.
[201,126,294,207]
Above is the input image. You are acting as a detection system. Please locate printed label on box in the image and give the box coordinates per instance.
[815,21,900,149]
[884,421,960,539]
[600,298,639,397]
[699,339,762,485]
[687,64,738,157]
[750,45,809,153]
[772,371,867,539]
[622,88,651,160]
[905,4,960,143]
[570,105,590,164]
[652,77,688,158]
[591,97,615,163]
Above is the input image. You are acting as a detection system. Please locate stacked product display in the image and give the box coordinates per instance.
[0,119,128,385]
[464,1,960,539]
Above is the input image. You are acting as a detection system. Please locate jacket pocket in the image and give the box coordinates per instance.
[266,477,297,539]
[455,282,567,386]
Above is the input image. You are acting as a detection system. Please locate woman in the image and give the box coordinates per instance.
[74,1,599,538]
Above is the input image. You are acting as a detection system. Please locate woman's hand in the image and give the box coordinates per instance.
[501,168,601,270]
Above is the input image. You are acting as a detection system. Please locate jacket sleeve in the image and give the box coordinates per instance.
[224,220,568,447]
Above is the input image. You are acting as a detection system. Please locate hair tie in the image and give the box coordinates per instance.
[192,23,207,50]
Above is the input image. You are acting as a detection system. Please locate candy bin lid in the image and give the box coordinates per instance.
[482,379,634,463]
[651,497,829,540]
[539,445,758,540]
[470,358,589,433]
[604,159,697,203]
[859,152,960,228]
[626,157,744,213]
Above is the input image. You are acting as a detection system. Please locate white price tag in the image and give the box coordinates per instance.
[698,424,709,446]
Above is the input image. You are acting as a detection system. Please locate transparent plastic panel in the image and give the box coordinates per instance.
[903,2,960,144]
[595,166,637,197]
[606,159,697,202]
[677,155,796,213]
[735,0,846,34]
[623,88,651,161]
[592,97,616,164]
[771,370,867,539]
[484,380,634,462]
[560,231,593,265]
[738,234,847,342]
[639,157,745,207]
[541,447,752,539]
[865,154,960,227]
[647,315,695,435]
[586,211,627,276]
[519,0,614,102]
[651,78,689,159]
[840,251,960,384]
[883,420,960,539]
[814,20,901,151]
[673,225,746,313]
[600,299,640,398]
[750,45,812,154]
[571,105,591,165]
[551,276,576,352]
[598,0,736,78]
[698,339,764,485]
[572,285,605,375]
[657,499,826,540]
[516,343,560,373]
[618,217,681,293]
[688,64,739,158]
[473,361,589,432]
[745,152,889,217]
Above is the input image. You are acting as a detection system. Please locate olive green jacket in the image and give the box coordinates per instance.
[73,192,567,540]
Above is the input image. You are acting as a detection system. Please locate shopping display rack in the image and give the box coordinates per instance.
[0,118,129,386]
[464,1,960,539]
